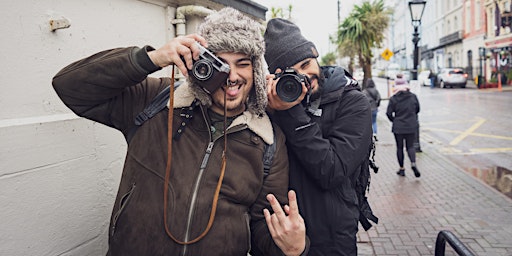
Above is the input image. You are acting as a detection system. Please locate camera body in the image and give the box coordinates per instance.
[274,68,310,102]
[189,42,230,94]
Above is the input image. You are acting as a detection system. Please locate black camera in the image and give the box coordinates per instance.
[274,68,310,102]
[188,42,230,94]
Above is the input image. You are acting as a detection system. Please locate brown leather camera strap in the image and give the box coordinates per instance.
[163,65,227,245]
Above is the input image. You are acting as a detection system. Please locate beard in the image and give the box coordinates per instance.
[308,73,325,102]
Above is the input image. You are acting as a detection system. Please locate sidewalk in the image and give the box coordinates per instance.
[356,116,512,255]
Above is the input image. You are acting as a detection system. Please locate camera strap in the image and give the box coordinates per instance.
[162,65,227,245]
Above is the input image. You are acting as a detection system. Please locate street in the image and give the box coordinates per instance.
[373,77,512,199]
[356,77,512,255]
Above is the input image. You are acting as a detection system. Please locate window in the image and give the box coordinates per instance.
[465,3,471,33]
[476,0,481,30]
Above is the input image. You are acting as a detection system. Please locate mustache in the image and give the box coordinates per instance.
[225,79,245,87]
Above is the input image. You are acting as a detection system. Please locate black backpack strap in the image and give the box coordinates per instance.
[262,136,276,180]
[125,81,182,143]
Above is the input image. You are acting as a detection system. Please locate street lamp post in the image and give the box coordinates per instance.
[408,0,426,81]
[478,47,486,88]
[408,0,426,153]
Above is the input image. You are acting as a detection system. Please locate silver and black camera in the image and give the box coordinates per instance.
[273,68,310,102]
[188,42,230,94]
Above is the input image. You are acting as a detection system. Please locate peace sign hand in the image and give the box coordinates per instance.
[264,190,306,256]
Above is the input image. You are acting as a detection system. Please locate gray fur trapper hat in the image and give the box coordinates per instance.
[188,7,267,116]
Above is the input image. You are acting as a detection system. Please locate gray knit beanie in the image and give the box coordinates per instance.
[264,18,319,74]
[189,7,267,116]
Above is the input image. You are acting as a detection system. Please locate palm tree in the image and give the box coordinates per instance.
[321,52,337,66]
[335,0,391,88]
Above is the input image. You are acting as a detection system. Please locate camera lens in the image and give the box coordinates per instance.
[276,75,303,102]
[192,60,213,81]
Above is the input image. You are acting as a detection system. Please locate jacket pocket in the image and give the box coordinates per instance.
[111,183,136,236]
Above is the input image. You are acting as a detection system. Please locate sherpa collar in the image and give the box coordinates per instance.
[168,82,274,145]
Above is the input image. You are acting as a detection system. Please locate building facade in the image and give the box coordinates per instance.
[483,0,512,85]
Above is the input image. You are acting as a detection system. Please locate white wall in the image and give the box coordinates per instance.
[0,0,170,255]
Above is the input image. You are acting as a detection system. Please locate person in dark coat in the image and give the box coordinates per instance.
[386,80,421,177]
[263,18,374,256]
[363,78,381,141]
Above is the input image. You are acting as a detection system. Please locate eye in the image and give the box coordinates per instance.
[300,60,311,70]
[237,60,252,68]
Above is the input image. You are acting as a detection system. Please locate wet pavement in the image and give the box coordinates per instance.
[355,107,512,255]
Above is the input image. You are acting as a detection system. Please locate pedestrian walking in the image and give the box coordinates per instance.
[428,69,436,89]
[363,78,381,141]
[52,7,308,256]
[386,79,421,177]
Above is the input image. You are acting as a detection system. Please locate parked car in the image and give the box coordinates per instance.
[418,70,431,86]
[436,68,468,88]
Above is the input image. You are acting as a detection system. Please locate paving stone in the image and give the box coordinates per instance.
[356,115,512,255]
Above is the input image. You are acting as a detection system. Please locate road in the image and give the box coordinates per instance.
[372,77,512,198]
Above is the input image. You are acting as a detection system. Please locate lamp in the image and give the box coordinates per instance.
[408,0,426,81]
[408,0,426,153]
[478,47,485,76]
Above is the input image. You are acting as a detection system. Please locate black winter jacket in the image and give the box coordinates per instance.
[386,90,420,134]
[272,66,373,255]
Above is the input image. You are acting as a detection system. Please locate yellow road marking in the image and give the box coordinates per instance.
[450,118,486,146]
[423,127,512,141]
[470,148,512,153]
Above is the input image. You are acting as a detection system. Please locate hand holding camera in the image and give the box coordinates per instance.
[272,68,310,102]
[188,42,230,94]
[148,35,230,94]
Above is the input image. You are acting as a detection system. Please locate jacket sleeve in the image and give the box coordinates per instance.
[414,94,420,114]
[274,90,373,190]
[250,124,310,256]
[386,97,395,122]
[52,46,168,136]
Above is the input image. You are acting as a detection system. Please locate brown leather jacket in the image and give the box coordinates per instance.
[52,46,292,256]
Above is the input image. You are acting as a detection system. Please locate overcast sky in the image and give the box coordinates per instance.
[255,0,362,57]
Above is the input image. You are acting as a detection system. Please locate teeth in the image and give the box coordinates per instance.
[225,84,242,91]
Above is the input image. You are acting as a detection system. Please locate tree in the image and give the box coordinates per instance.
[320,52,337,66]
[334,0,391,88]
[269,4,293,19]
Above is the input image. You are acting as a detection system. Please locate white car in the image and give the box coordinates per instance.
[418,70,431,86]
[436,68,468,88]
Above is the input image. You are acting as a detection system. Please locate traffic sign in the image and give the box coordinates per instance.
[381,48,393,61]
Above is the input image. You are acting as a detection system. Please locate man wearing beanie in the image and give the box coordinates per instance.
[53,7,308,256]
[264,18,376,256]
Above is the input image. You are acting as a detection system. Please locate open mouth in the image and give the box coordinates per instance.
[222,83,243,96]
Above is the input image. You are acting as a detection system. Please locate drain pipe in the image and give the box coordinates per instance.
[173,5,214,36]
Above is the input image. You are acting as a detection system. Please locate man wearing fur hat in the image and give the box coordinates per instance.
[53,7,308,256]
[264,18,375,255]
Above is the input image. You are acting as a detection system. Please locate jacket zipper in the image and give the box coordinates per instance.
[244,212,251,254]
[181,105,247,255]
[182,106,214,256]
[182,141,214,256]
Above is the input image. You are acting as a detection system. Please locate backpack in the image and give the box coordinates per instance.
[126,85,276,179]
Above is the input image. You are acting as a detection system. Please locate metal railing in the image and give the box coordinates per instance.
[434,230,476,256]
